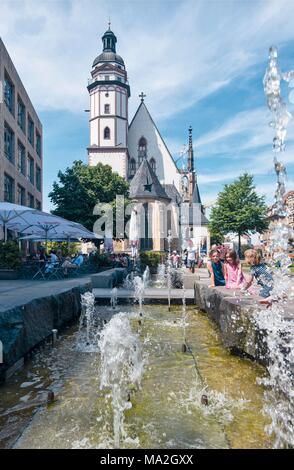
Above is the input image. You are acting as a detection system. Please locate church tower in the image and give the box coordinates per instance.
[87,25,130,178]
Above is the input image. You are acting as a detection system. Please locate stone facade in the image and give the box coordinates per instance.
[0,38,42,210]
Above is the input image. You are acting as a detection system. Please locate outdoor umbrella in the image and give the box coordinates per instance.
[20,230,98,249]
[0,202,96,250]
[0,202,35,242]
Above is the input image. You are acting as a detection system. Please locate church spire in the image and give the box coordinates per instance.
[102,24,117,53]
[188,125,194,172]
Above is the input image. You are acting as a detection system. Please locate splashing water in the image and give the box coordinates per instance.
[263,45,294,215]
[77,292,97,351]
[156,263,167,288]
[110,287,118,309]
[142,266,150,288]
[133,276,145,314]
[253,303,294,448]
[258,45,294,447]
[98,313,144,447]
[253,222,294,448]
[123,272,134,289]
[181,288,188,342]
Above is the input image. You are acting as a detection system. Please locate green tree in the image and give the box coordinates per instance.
[209,173,269,256]
[49,161,130,238]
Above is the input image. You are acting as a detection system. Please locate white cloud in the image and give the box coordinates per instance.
[1,0,294,119]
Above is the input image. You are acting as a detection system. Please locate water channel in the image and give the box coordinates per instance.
[0,302,271,449]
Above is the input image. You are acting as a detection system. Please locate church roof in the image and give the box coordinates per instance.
[93,51,125,67]
[163,184,182,204]
[128,101,179,174]
[192,181,202,204]
[189,205,209,226]
[129,158,170,201]
[93,26,124,67]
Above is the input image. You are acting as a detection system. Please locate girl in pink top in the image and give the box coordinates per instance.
[224,250,246,289]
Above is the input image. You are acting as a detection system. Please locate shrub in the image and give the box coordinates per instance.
[0,241,22,270]
[47,241,80,257]
[140,251,165,269]
[90,252,113,267]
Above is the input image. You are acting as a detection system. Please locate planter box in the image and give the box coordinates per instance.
[0,269,20,280]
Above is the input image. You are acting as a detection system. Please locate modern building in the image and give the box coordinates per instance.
[0,38,42,211]
[87,26,209,252]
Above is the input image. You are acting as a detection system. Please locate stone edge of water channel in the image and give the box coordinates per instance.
[0,281,91,384]
[194,280,269,364]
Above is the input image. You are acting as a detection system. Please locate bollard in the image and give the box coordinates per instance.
[47,390,55,405]
[52,329,58,346]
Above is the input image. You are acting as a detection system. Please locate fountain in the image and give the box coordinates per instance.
[166,229,173,311]
[142,265,150,288]
[77,292,98,351]
[98,312,143,447]
[110,287,118,309]
[133,275,145,316]
[156,263,166,287]
[251,45,294,448]
[181,288,188,353]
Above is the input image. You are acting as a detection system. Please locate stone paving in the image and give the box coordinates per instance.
[0,276,91,312]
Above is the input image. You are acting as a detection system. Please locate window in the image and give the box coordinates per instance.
[36,166,41,191]
[138,137,147,164]
[28,193,34,208]
[150,158,156,173]
[4,72,14,115]
[36,200,41,211]
[17,98,26,132]
[4,174,14,203]
[17,141,26,175]
[104,104,110,114]
[104,127,110,139]
[129,158,136,177]
[17,185,26,206]
[28,116,34,146]
[28,155,34,185]
[36,131,41,157]
[105,75,110,81]
[4,123,15,163]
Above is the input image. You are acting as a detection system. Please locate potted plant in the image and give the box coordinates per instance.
[0,241,22,280]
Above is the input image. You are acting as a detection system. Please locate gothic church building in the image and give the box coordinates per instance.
[87,26,209,253]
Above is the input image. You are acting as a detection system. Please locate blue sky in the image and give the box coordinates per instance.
[1,0,294,212]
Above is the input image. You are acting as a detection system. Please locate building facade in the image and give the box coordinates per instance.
[0,38,42,210]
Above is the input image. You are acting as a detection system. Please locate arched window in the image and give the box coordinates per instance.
[129,158,136,177]
[104,127,110,139]
[138,136,147,164]
[149,158,156,173]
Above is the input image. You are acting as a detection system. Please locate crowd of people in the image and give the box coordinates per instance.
[169,244,275,305]
[27,248,86,276]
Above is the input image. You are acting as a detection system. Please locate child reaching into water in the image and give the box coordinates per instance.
[207,249,225,287]
[224,250,246,289]
[244,249,274,304]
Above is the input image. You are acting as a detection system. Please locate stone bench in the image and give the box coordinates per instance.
[91,268,127,289]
